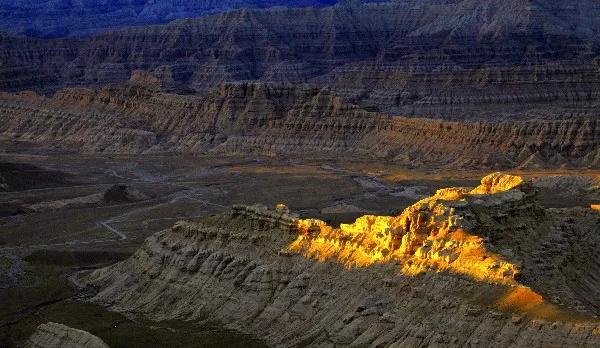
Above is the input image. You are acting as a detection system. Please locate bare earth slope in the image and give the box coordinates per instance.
[0,83,598,168]
[81,173,600,347]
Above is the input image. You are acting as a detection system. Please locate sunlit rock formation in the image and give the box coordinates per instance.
[81,173,600,347]
[24,322,109,348]
[289,173,535,284]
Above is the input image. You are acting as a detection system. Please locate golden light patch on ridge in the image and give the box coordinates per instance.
[470,172,524,194]
[496,286,561,320]
[288,173,526,284]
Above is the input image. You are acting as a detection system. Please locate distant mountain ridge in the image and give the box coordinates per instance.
[0,0,599,119]
[0,0,384,38]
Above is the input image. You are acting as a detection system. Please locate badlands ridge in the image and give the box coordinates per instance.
[1,82,598,169]
[78,173,600,347]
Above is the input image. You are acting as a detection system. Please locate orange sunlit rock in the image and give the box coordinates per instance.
[288,173,528,284]
[470,172,524,194]
[497,286,544,311]
[495,286,563,319]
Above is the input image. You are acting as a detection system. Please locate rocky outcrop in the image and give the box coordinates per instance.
[0,83,598,169]
[231,204,300,233]
[24,322,109,348]
[289,173,540,282]
[103,185,148,204]
[0,1,599,120]
[82,173,600,347]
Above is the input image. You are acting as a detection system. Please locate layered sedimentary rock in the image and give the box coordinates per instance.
[24,322,109,348]
[82,173,600,347]
[320,61,600,119]
[1,1,599,119]
[231,204,300,234]
[0,82,598,168]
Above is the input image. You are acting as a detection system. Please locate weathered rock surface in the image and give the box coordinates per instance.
[1,83,598,169]
[1,1,599,119]
[532,175,600,208]
[289,173,538,282]
[24,322,109,348]
[82,173,600,347]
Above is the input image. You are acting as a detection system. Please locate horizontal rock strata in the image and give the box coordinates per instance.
[0,83,598,169]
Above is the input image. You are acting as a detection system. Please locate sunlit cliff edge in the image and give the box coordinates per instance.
[290,173,526,281]
[288,173,560,317]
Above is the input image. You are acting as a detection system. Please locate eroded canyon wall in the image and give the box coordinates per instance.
[0,83,598,168]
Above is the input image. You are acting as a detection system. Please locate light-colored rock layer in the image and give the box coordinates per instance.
[25,322,109,348]
[83,174,600,347]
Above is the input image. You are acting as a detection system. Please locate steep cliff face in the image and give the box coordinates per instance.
[1,83,598,168]
[1,1,599,120]
[82,174,600,347]
[25,322,109,348]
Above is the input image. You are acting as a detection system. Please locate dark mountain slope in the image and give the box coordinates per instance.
[0,0,599,118]
[0,0,356,38]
